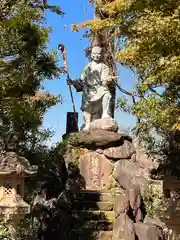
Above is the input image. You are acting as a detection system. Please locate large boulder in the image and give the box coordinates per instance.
[70,130,126,149]
[135,151,155,171]
[135,222,165,240]
[144,216,165,229]
[104,140,135,160]
[128,187,141,211]
[79,152,114,189]
[113,160,148,192]
[113,213,135,240]
[143,216,167,238]
[128,186,144,222]
[114,192,129,218]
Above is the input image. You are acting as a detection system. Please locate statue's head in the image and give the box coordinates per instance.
[91,46,103,62]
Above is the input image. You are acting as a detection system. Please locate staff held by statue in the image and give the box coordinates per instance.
[58,44,78,134]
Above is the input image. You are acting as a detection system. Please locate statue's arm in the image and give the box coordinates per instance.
[68,65,88,92]
[101,65,112,87]
[68,78,84,92]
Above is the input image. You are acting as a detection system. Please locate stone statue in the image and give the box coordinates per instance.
[69,46,114,131]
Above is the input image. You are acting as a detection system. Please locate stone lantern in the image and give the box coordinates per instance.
[0,131,37,239]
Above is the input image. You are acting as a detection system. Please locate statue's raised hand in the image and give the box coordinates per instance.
[67,78,83,92]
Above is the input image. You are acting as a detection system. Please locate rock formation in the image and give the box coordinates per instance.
[66,119,167,239]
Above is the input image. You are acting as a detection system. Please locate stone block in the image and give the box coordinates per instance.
[104,140,135,160]
[135,151,155,171]
[70,130,125,148]
[135,208,144,222]
[73,201,114,211]
[114,193,129,217]
[88,118,119,132]
[79,152,114,189]
[113,213,135,240]
[144,216,165,229]
[76,190,116,202]
[128,186,144,221]
[135,222,163,240]
[128,186,141,211]
[113,160,148,191]
[72,210,115,222]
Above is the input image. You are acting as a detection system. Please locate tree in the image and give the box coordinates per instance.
[0,0,63,151]
[80,0,180,138]
[79,0,180,177]
[0,1,71,238]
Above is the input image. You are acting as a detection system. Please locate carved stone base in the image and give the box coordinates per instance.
[82,118,119,133]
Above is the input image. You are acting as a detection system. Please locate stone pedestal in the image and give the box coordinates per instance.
[69,127,137,191]
[67,120,167,240]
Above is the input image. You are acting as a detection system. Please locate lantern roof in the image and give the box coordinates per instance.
[0,131,37,176]
[0,152,37,176]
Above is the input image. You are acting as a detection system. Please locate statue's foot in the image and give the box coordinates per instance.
[102,113,112,119]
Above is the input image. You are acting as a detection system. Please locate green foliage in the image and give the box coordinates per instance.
[143,182,164,217]
[17,216,39,240]
[0,0,63,145]
[0,1,64,237]
[83,0,180,138]
[106,175,117,190]
[116,96,131,113]
[0,214,18,239]
[0,220,10,238]
[71,148,88,165]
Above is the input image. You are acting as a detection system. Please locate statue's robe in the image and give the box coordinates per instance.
[73,62,111,113]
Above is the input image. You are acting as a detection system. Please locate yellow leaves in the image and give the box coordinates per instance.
[131,12,180,38]
[172,124,180,131]
[72,19,115,32]
[132,95,180,133]
[172,116,180,131]
[80,0,180,135]
[29,92,55,101]
[71,24,79,32]
[103,0,133,15]
[115,39,142,68]
[146,55,180,84]
[72,20,98,32]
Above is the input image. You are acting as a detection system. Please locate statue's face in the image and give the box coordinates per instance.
[91,46,102,62]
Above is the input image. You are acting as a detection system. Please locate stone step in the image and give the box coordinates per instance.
[71,230,113,240]
[72,220,113,233]
[72,210,115,222]
[73,201,114,211]
[76,190,116,202]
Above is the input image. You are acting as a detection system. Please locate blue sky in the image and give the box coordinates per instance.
[43,0,136,145]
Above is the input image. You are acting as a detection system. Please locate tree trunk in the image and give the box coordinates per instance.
[92,0,117,118]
